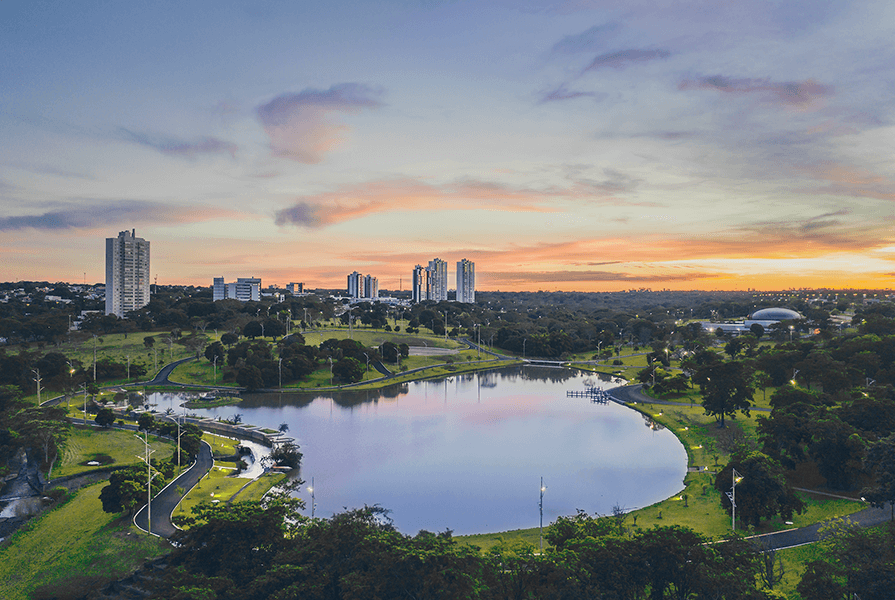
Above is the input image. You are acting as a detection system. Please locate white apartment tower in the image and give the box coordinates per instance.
[347,271,363,298]
[363,275,379,299]
[428,258,448,301]
[412,265,429,303]
[105,229,150,317]
[456,259,475,303]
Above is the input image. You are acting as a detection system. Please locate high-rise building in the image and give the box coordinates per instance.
[428,258,448,301]
[456,259,475,303]
[213,277,261,302]
[347,271,363,298]
[287,282,304,295]
[412,265,428,303]
[363,275,379,299]
[105,229,150,317]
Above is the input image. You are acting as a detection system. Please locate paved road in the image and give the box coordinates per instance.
[608,383,770,412]
[134,440,213,538]
[141,356,197,386]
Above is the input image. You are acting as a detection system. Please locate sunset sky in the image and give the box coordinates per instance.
[2,0,894,292]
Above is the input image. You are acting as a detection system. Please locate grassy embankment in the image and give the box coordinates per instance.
[51,424,177,479]
[0,482,170,600]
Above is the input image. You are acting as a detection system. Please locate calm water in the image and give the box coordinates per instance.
[161,365,687,535]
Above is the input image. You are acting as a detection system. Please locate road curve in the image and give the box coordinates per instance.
[134,440,213,538]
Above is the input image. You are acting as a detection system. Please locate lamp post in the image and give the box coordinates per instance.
[725,468,743,530]
[92,334,98,383]
[363,352,370,372]
[791,369,799,386]
[278,357,283,389]
[67,361,75,408]
[308,477,316,518]
[32,368,42,405]
[539,477,547,552]
[135,431,156,535]
[523,337,527,359]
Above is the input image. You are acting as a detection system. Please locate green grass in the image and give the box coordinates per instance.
[52,425,176,479]
[0,483,170,600]
[230,472,288,503]
[172,463,252,523]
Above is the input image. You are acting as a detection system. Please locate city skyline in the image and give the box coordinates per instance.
[2,1,894,292]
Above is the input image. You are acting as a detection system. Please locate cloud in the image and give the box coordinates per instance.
[0,200,250,231]
[119,129,238,158]
[273,173,646,228]
[550,23,619,54]
[256,83,384,163]
[582,49,670,72]
[485,269,715,284]
[537,84,601,103]
[273,178,559,228]
[679,76,832,107]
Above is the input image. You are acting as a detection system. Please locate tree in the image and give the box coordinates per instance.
[332,357,364,383]
[269,441,302,469]
[143,335,155,350]
[137,411,156,432]
[221,331,239,347]
[99,466,151,514]
[236,365,264,390]
[715,449,805,528]
[861,432,895,520]
[204,341,225,364]
[95,407,115,428]
[750,322,765,338]
[693,360,755,427]
[243,320,263,339]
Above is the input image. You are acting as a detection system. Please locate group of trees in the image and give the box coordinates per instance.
[0,386,69,473]
[207,334,381,390]
[124,500,840,600]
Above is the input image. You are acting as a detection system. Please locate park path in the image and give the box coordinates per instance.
[133,440,213,538]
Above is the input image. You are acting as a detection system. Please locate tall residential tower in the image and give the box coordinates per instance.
[428,258,448,301]
[105,229,150,317]
[456,259,475,303]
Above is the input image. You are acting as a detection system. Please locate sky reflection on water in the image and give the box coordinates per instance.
[172,366,687,535]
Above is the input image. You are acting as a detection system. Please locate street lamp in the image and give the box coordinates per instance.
[135,431,156,535]
[32,368,43,406]
[278,357,283,389]
[725,468,744,530]
[539,477,547,552]
[791,369,799,386]
[308,477,316,518]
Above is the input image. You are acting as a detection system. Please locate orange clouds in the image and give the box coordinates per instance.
[274,178,558,227]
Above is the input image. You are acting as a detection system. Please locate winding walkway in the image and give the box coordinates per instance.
[134,440,213,538]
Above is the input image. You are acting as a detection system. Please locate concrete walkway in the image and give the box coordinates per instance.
[134,440,213,538]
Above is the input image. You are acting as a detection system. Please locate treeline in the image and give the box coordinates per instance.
[77,500,895,600]
[203,334,409,390]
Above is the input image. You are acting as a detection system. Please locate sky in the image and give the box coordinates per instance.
[1,0,894,293]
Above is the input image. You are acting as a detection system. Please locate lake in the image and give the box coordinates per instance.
[159,365,687,535]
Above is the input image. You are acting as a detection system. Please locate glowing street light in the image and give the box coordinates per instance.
[725,468,744,530]
[308,477,316,518]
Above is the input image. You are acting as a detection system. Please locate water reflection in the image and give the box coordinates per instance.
[177,365,687,535]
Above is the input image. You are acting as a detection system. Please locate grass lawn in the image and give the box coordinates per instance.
[0,483,170,600]
[51,425,176,479]
[39,331,201,377]
[172,463,253,524]
[230,472,288,503]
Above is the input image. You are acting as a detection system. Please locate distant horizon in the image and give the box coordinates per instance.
[2,2,893,293]
[8,279,892,296]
